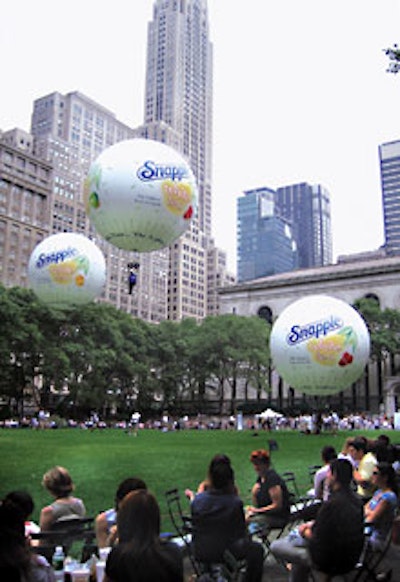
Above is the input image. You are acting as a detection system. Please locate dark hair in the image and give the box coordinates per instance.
[350,438,367,453]
[321,445,337,463]
[4,491,34,521]
[118,489,160,545]
[208,454,234,492]
[112,489,182,581]
[0,500,31,579]
[330,458,353,487]
[115,477,147,510]
[375,462,399,496]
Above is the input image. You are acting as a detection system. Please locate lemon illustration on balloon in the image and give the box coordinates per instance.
[48,256,90,287]
[307,326,358,367]
[161,179,193,218]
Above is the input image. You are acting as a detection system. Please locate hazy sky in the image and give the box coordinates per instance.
[1,0,400,271]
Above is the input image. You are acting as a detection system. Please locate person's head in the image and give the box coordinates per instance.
[208,454,235,492]
[328,458,353,491]
[348,437,367,462]
[0,499,30,577]
[115,477,147,511]
[42,466,74,498]
[250,449,271,476]
[321,445,337,464]
[3,491,34,521]
[117,489,160,546]
[372,462,399,496]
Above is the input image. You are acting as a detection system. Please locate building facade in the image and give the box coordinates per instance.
[276,182,332,268]
[0,129,52,289]
[379,139,400,256]
[30,90,169,322]
[237,187,298,282]
[219,254,400,414]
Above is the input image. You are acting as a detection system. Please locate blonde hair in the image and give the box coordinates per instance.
[42,466,74,498]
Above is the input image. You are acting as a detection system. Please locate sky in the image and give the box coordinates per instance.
[1,0,400,272]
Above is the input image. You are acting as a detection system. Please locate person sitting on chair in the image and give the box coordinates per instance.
[364,462,398,550]
[246,449,290,531]
[270,459,364,582]
[348,437,378,503]
[104,489,183,582]
[40,466,86,531]
[311,445,337,501]
[0,496,55,582]
[191,454,263,582]
[95,477,147,548]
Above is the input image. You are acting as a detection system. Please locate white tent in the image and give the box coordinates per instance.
[257,408,283,419]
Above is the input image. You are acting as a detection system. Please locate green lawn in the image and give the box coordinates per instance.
[0,427,395,532]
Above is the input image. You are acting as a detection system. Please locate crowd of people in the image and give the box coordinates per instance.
[0,410,397,433]
[1,433,399,581]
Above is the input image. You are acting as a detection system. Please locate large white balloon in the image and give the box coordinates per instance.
[270,295,370,396]
[84,138,198,252]
[28,233,106,309]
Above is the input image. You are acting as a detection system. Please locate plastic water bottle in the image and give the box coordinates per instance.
[52,545,65,581]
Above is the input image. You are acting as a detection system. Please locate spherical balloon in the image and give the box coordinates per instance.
[270,295,370,396]
[84,138,198,252]
[28,233,106,309]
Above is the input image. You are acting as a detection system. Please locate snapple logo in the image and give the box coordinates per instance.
[36,247,78,268]
[286,316,343,346]
[137,160,188,182]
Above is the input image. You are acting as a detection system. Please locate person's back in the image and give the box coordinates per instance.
[309,467,364,575]
[191,454,263,582]
[191,488,246,562]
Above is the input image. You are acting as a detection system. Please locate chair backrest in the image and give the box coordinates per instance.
[165,488,192,537]
[308,465,321,485]
[281,471,300,500]
[30,516,95,562]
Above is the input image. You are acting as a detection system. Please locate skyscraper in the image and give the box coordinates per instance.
[275,182,332,268]
[138,0,232,320]
[379,139,400,256]
[237,187,298,282]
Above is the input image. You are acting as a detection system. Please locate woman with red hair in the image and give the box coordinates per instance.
[247,449,290,531]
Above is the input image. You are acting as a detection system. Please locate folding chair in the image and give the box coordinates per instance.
[31,516,96,562]
[282,471,321,523]
[308,465,322,486]
[165,488,199,576]
[352,524,394,581]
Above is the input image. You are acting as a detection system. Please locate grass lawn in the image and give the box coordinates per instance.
[0,427,395,532]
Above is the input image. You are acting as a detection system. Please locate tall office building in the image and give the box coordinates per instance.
[276,182,332,268]
[30,91,169,322]
[140,0,231,320]
[379,140,400,256]
[0,129,52,288]
[237,187,298,282]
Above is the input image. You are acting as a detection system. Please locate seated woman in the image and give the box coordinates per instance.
[191,454,263,582]
[95,477,147,548]
[246,449,290,531]
[364,461,398,550]
[0,496,55,582]
[104,489,183,582]
[40,466,85,531]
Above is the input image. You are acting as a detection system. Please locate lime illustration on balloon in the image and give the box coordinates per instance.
[84,164,102,213]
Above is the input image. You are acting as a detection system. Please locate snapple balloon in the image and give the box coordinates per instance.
[84,138,198,252]
[28,233,106,309]
[270,295,370,396]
